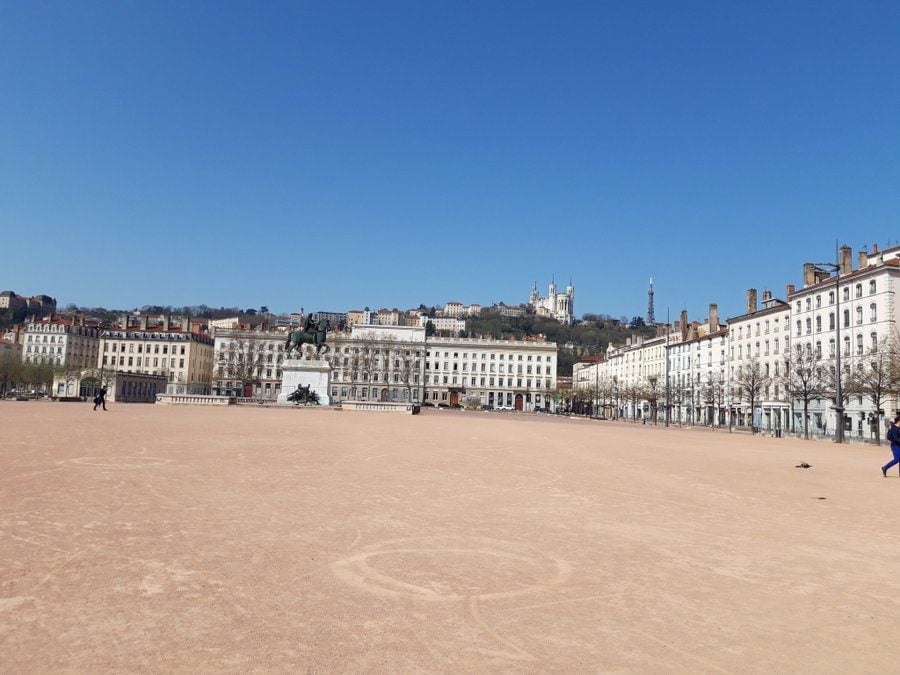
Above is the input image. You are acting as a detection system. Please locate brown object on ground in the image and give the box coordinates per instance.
[2,403,900,671]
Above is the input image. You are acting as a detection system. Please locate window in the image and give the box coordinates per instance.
[856,335,863,355]
[829,313,835,330]
[869,280,877,295]
[843,310,850,328]
[815,295,821,308]
[828,291,835,304]
[815,316,821,332]
[805,298,811,310]
[843,287,849,301]
[796,320,802,337]
[774,338,779,354]
[855,284,862,298]
[805,318,811,334]
[870,303,877,322]
[815,341,821,359]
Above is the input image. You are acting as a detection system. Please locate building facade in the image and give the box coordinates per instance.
[424,335,558,411]
[725,289,791,432]
[327,325,426,405]
[211,327,287,398]
[788,244,900,439]
[99,316,214,394]
[22,315,101,368]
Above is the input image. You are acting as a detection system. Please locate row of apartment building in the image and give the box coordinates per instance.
[212,324,558,411]
[11,313,558,411]
[573,244,900,439]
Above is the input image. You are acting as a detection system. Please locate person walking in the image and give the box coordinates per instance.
[93,386,107,411]
[881,415,900,477]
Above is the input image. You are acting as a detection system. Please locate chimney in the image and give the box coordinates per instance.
[747,289,757,314]
[709,304,719,331]
[162,315,170,331]
[673,320,681,334]
[839,245,852,275]
[119,314,129,329]
[786,283,795,297]
[858,250,869,269]
[680,310,688,339]
[139,315,148,330]
[873,243,879,254]
[762,290,772,302]
[181,317,189,332]
[803,263,816,287]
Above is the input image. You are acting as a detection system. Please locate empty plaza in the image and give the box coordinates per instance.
[2,402,899,671]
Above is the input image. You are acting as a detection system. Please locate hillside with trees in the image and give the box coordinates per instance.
[462,310,658,375]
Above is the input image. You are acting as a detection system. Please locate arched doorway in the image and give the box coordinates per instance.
[449,391,459,407]
[79,377,99,400]
[514,393,524,411]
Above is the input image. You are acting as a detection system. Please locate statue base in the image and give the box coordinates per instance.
[277,359,331,406]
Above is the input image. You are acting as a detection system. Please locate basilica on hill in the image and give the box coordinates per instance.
[528,279,574,325]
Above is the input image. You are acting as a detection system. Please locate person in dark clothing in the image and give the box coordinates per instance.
[881,415,900,477]
[93,386,107,411]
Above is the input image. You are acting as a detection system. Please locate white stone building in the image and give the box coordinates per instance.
[22,315,101,368]
[788,244,900,439]
[327,325,426,404]
[211,326,288,398]
[99,316,214,395]
[424,335,558,411]
[725,289,791,432]
[421,316,466,334]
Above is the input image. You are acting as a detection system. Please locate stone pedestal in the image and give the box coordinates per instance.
[277,359,331,406]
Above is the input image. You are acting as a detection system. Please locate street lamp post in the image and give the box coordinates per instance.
[812,260,844,444]
[664,311,670,428]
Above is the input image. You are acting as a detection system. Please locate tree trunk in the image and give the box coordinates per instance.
[803,401,809,440]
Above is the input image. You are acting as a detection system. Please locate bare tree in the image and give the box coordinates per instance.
[624,382,646,422]
[846,333,900,445]
[396,347,422,403]
[224,337,266,397]
[732,357,771,433]
[780,343,827,440]
[347,331,379,401]
[55,362,83,398]
[700,371,726,428]
[645,375,662,423]
[0,350,22,396]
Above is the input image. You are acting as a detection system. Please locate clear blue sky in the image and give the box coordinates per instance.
[2,1,898,322]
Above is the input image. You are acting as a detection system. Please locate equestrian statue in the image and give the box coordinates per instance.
[285,316,331,359]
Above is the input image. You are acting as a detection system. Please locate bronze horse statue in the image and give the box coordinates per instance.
[285,317,330,359]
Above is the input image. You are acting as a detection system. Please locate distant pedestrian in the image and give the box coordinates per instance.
[93,386,107,411]
[881,415,900,477]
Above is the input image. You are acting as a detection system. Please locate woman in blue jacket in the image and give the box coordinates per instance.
[881,416,900,477]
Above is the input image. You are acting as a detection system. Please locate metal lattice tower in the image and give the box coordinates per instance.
[647,277,655,325]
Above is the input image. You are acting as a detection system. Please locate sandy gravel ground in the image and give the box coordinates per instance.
[2,401,899,672]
